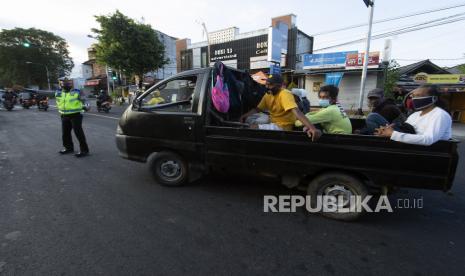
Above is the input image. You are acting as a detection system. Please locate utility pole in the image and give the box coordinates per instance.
[106,66,111,95]
[201,22,210,66]
[357,0,375,115]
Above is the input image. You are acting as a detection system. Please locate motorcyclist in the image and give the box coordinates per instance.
[2,89,16,102]
[96,90,111,108]
[36,93,48,107]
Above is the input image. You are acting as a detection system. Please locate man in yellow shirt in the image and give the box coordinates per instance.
[240,74,321,141]
[147,90,165,105]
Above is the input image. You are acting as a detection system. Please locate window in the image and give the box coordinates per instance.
[141,76,197,112]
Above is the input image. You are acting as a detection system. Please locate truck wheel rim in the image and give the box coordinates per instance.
[322,185,354,208]
[160,160,181,180]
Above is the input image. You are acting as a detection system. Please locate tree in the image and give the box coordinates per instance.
[383,60,400,99]
[92,10,167,87]
[456,64,465,74]
[0,28,73,88]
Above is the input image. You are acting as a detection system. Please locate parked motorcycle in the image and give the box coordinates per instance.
[37,97,49,111]
[3,99,14,111]
[97,101,111,113]
[22,98,33,109]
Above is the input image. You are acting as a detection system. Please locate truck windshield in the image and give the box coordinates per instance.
[140,76,197,112]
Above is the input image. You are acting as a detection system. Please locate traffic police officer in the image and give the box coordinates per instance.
[56,78,89,157]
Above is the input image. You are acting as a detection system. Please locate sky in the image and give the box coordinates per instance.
[1,0,465,77]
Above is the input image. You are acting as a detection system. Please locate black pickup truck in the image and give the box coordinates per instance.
[116,66,459,220]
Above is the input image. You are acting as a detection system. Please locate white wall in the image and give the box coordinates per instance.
[304,71,379,112]
[81,64,92,79]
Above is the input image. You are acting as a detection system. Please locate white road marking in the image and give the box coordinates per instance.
[48,105,120,120]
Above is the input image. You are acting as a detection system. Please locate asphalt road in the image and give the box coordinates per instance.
[0,102,464,275]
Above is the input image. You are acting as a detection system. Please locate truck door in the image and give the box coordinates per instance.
[125,73,205,155]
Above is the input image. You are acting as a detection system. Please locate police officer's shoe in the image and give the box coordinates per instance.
[75,151,89,158]
[59,149,74,154]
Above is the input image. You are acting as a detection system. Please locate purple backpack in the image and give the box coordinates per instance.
[211,64,230,113]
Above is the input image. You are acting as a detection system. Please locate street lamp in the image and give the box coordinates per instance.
[25,61,51,91]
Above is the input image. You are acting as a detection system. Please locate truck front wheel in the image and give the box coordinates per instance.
[148,151,188,186]
[307,172,368,221]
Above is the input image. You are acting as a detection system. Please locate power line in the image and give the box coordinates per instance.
[311,2,465,36]
[314,15,465,52]
[314,11,465,49]
[397,57,465,61]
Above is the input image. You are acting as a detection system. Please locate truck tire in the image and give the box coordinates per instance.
[147,151,188,187]
[307,172,368,221]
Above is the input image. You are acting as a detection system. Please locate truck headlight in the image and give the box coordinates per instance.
[116,124,124,135]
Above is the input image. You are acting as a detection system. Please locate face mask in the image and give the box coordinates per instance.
[62,85,71,91]
[319,99,330,107]
[412,96,437,111]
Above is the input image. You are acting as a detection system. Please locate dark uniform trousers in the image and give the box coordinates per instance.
[61,113,89,152]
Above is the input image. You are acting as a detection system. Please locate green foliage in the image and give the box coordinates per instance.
[287,81,297,90]
[384,60,400,99]
[456,64,465,74]
[0,28,73,88]
[92,10,167,83]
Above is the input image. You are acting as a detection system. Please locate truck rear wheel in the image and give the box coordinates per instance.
[307,172,368,221]
[148,151,188,186]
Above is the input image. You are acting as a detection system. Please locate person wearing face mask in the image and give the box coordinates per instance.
[240,74,321,141]
[359,88,405,135]
[56,77,90,157]
[296,85,352,134]
[376,84,451,146]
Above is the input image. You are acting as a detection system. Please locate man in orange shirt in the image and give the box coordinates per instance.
[240,74,321,141]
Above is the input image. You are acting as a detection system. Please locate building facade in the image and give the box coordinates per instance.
[144,30,178,81]
[82,45,108,94]
[397,60,465,123]
[296,51,385,111]
[176,14,313,75]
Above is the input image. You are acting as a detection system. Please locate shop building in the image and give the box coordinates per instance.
[176,14,313,77]
[82,46,108,94]
[295,51,385,111]
[397,59,465,123]
[144,30,178,82]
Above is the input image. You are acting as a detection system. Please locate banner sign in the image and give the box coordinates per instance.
[267,22,288,63]
[270,63,281,75]
[414,73,465,84]
[303,51,357,69]
[325,72,344,87]
[345,52,380,69]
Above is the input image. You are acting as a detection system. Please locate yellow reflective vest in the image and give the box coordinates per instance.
[55,89,83,115]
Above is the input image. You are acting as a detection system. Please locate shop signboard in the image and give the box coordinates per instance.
[209,34,268,70]
[267,22,288,63]
[427,74,464,84]
[250,54,286,69]
[414,73,465,84]
[345,52,380,69]
[270,63,281,75]
[302,51,357,69]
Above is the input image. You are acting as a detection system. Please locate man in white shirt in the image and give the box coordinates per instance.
[376,85,452,146]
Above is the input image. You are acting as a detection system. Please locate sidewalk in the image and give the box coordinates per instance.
[452,123,465,140]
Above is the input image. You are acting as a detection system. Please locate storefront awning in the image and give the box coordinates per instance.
[85,79,100,86]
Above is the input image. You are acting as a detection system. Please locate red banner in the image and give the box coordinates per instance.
[345,52,380,69]
[85,79,100,86]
